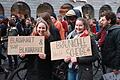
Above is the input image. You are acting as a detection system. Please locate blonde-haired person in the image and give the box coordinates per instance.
[39,12,65,80]
[39,12,61,41]
[20,17,53,80]
[32,17,50,38]
[65,17,99,80]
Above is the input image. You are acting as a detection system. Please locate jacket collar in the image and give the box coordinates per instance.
[107,25,120,31]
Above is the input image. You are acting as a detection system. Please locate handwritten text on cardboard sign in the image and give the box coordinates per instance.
[8,36,44,55]
[51,36,92,60]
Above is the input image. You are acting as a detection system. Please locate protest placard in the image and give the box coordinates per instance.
[8,36,44,55]
[50,36,92,60]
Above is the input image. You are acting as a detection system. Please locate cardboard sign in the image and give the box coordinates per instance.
[103,72,120,80]
[8,36,44,55]
[51,36,92,60]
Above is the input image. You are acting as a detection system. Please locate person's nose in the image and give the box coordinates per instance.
[99,18,103,23]
[39,28,43,31]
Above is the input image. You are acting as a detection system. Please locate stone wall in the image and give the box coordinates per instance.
[0,0,120,20]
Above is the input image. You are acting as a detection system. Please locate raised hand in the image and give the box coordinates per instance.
[38,53,46,59]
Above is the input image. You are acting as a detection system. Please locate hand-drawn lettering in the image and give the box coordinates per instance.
[10,38,15,43]
[8,36,44,55]
[19,47,43,53]
[39,39,43,45]
[10,45,18,49]
[50,36,92,60]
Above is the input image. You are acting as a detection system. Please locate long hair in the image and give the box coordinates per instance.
[76,17,91,34]
[31,17,50,39]
[39,12,53,27]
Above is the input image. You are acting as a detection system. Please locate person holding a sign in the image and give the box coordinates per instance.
[39,12,65,80]
[20,17,53,80]
[39,12,61,41]
[65,18,99,80]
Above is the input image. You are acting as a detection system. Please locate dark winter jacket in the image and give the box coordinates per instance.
[67,30,99,64]
[77,36,99,64]
[0,24,7,37]
[7,27,18,36]
[101,25,120,70]
[76,34,99,80]
[49,24,61,41]
[23,25,33,36]
[16,22,24,36]
[25,36,53,80]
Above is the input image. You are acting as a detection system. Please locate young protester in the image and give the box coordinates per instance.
[39,12,66,80]
[0,17,8,72]
[39,12,61,41]
[7,19,18,70]
[57,15,68,38]
[99,11,120,74]
[88,18,97,34]
[65,9,82,34]
[51,13,65,40]
[65,18,99,80]
[11,14,24,36]
[20,18,54,80]
[116,13,120,25]
[23,17,34,36]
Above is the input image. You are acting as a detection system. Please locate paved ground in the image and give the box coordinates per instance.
[0,59,103,80]
[0,46,103,80]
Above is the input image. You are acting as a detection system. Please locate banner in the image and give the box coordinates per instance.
[51,36,92,60]
[8,36,44,55]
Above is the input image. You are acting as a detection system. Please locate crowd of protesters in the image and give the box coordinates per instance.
[0,5,120,80]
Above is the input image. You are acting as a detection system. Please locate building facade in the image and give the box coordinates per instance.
[0,0,120,20]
